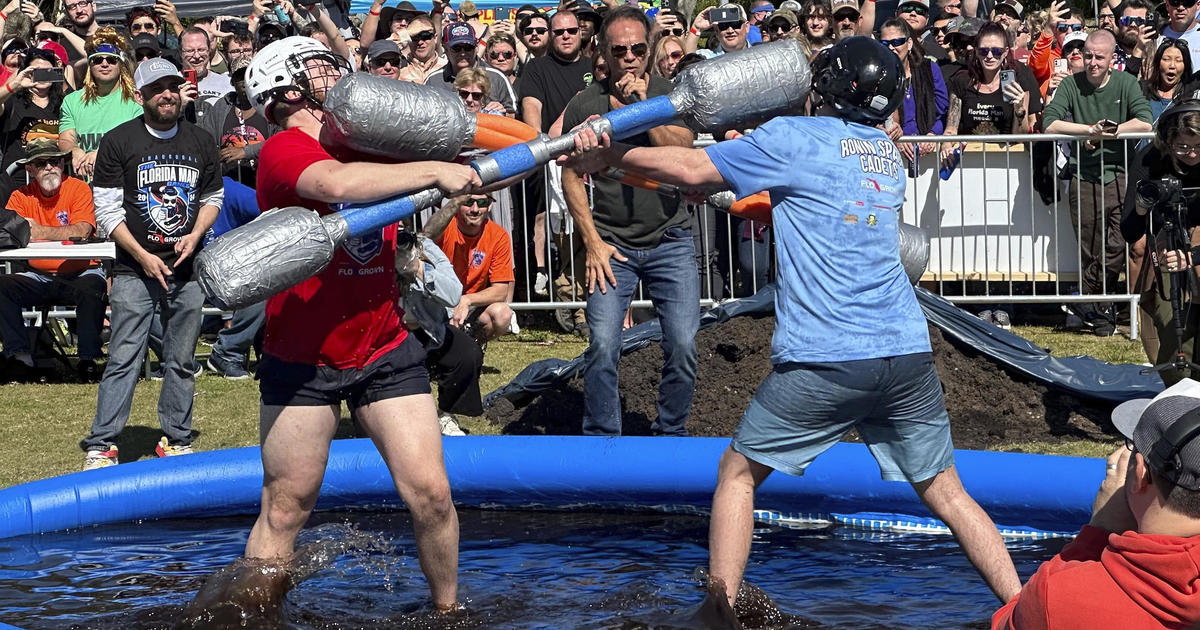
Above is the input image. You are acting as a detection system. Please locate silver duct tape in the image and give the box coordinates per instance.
[196,208,349,310]
[321,73,474,162]
[706,190,735,210]
[671,39,811,133]
[898,222,930,285]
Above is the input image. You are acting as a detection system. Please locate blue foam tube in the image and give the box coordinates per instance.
[0,437,1102,540]
[337,188,443,237]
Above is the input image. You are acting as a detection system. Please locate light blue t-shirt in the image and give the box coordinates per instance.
[704,116,930,364]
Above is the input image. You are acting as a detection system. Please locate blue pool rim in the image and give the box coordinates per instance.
[0,437,1101,541]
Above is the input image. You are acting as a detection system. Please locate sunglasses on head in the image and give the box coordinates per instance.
[609,42,647,57]
[89,55,120,65]
[523,26,548,35]
[413,29,436,41]
[716,20,744,30]
[978,46,1005,58]
[1120,16,1146,26]
[553,27,580,36]
[458,88,485,100]
[489,49,514,60]
[899,4,928,15]
[1056,23,1084,32]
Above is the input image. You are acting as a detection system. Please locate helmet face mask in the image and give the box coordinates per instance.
[245,36,350,124]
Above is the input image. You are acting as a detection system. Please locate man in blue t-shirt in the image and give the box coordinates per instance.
[561,37,1021,609]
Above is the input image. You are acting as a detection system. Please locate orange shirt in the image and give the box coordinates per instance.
[436,218,514,295]
[6,176,96,274]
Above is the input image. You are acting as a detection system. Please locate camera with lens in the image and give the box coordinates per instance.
[1137,175,1185,209]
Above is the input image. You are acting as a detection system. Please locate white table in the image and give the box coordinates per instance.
[0,240,116,261]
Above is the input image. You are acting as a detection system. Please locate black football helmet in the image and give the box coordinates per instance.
[811,36,905,126]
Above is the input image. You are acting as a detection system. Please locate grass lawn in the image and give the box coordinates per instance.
[0,324,1149,489]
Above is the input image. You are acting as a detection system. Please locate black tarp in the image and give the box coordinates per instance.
[484,285,1164,410]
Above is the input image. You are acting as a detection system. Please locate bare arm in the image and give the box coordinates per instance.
[27,221,93,240]
[647,123,694,148]
[295,159,479,203]
[1044,119,1094,134]
[944,93,961,135]
[1117,118,1152,134]
[421,201,457,241]
[521,97,543,133]
[313,5,350,61]
[605,143,724,189]
[457,282,510,309]
[360,0,385,50]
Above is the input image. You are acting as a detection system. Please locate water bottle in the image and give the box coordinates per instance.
[939,146,962,181]
[272,3,291,26]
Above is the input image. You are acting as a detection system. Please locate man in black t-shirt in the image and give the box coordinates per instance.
[82,57,222,471]
[561,7,697,436]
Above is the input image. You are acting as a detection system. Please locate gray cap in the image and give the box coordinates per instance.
[133,57,183,91]
[777,0,802,10]
[365,38,403,63]
[1112,379,1200,491]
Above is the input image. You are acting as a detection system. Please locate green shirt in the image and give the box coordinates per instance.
[59,88,143,154]
[1042,70,1152,184]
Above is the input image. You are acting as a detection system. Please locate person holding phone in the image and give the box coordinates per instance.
[0,47,68,172]
[1044,29,1152,337]
[684,3,751,58]
[941,22,1038,143]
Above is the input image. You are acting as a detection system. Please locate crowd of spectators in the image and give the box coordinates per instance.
[0,0,1192,452]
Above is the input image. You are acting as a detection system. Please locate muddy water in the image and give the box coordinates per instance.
[0,509,1060,629]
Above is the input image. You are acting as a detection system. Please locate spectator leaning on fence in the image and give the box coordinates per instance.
[992,380,1200,629]
[1121,93,1200,384]
[561,6,698,437]
[942,22,1038,140]
[879,18,947,171]
[0,136,103,380]
[83,58,222,470]
[57,28,142,181]
[1043,29,1152,337]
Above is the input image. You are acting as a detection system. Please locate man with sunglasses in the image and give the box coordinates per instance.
[58,38,143,179]
[764,8,800,41]
[517,11,550,60]
[364,38,406,79]
[825,0,874,41]
[424,21,514,114]
[561,6,697,437]
[1044,29,1152,337]
[1115,0,1156,77]
[1161,0,1200,69]
[1029,0,1085,84]
[993,379,1200,629]
[898,0,947,60]
[988,0,1020,31]
[435,192,516,345]
[0,136,105,381]
[83,57,222,470]
[396,15,444,82]
[684,3,752,58]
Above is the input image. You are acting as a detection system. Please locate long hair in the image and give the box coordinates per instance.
[649,34,684,78]
[800,0,834,48]
[20,49,64,112]
[1143,38,1193,103]
[82,27,135,105]
[882,18,937,135]
[967,22,1014,86]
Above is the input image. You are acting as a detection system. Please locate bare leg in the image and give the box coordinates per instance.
[356,394,460,610]
[912,465,1021,603]
[708,447,773,607]
[245,404,340,560]
[478,303,514,341]
[533,211,547,269]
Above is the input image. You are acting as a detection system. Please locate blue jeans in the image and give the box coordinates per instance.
[0,268,106,359]
[583,227,699,436]
[84,275,204,450]
[210,300,266,367]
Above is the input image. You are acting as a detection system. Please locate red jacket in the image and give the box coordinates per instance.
[992,525,1200,630]
[1028,32,1060,86]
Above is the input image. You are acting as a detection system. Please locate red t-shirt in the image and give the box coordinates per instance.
[436,218,514,295]
[256,127,406,369]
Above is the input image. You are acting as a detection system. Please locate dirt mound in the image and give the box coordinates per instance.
[487,315,1119,449]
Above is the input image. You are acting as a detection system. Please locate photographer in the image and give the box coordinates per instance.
[1122,93,1200,385]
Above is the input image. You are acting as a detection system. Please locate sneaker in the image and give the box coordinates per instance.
[992,310,1012,330]
[76,359,103,382]
[156,436,193,457]
[207,355,251,380]
[977,310,995,325]
[1094,321,1117,337]
[553,308,575,334]
[438,412,467,436]
[83,445,118,470]
[533,269,550,297]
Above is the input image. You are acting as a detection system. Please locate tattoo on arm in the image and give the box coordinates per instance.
[946,95,961,134]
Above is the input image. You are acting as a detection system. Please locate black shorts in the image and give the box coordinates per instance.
[257,334,431,408]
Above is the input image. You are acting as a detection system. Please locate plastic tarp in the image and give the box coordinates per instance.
[485,285,1162,411]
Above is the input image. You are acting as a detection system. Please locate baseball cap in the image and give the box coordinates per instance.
[778,0,802,10]
[134,57,183,90]
[947,15,984,37]
[1112,379,1200,491]
[1062,30,1088,52]
[766,8,799,29]
[831,0,859,16]
[995,0,1023,18]
[897,0,929,11]
[716,2,748,21]
[444,20,477,47]
[131,33,161,55]
[33,40,69,66]
[458,0,479,18]
[366,38,403,62]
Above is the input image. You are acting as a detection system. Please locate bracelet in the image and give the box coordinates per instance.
[369,8,380,15]
[0,11,8,19]
[689,25,699,35]
[248,14,258,22]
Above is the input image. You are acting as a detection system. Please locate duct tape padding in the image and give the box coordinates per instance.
[671,39,811,133]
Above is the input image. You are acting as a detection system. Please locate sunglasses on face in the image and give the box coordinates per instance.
[769,22,794,32]
[899,4,928,15]
[371,56,401,67]
[489,49,514,60]
[1056,23,1084,32]
[136,50,157,60]
[1120,16,1146,26]
[89,55,120,66]
[665,50,683,60]
[1173,142,1200,156]
[523,26,548,35]
[29,158,62,169]
[978,46,1006,58]
[881,36,908,47]
[130,21,156,32]
[609,42,647,57]
[931,25,950,34]
[835,11,859,21]
[450,44,475,53]
[458,89,484,100]
[665,27,685,35]
[1168,0,1199,8]
[716,20,744,31]
[553,27,579,36]
[413,29,436,41]
[464,195,492,206]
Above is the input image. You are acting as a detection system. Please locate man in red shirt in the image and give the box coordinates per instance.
[434,193,515,343]
[993,379,1200,629]
[241,36,479,612]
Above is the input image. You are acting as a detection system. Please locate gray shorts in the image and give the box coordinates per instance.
[732,352,954,483]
